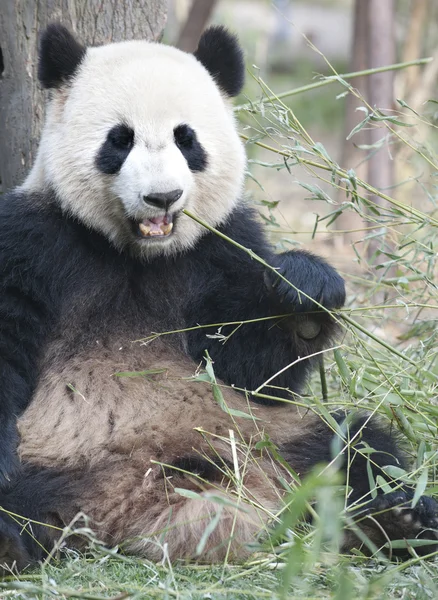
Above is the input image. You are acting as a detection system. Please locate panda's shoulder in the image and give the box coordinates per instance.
[1,188,63,240]
[0,189,86,275]
[199,203,272,263]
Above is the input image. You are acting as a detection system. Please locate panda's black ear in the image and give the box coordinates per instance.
[194,26,244,97]
[38,23,86,89]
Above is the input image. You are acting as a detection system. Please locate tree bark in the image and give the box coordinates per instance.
[367,0,395,196]
[334,0,369,246]
[0,0,167,191]
[366,0,395,259]
[177,0,218,52]
[398,0,429,97]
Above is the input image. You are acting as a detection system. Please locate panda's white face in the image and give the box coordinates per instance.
[25,34,246,258]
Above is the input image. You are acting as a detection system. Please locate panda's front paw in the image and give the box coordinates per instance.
[0,517,30,574]
[0,431,20,488]
[359,490,438,556]
[265,250,346,314]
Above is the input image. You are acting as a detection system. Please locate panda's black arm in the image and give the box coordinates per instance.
[184,205,345,401]
[280,414,438,555]
[0,193,61,483]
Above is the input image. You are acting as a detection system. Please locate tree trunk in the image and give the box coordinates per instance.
[398,0,429,97]
[334,0,369,247]
[177,0,218,52]
[0,0,167,191]
[366,0,395,260]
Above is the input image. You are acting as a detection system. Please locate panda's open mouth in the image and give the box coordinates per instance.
[132,213,175,239]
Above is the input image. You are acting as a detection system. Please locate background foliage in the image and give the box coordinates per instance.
[1,0,437,597]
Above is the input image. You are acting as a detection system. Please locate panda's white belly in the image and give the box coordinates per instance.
[18,337,301,470]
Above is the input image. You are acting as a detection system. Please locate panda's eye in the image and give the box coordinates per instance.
[174,124,195,149]
[96,124,135,175]
[108,124,134,150]
[173,124,208,173]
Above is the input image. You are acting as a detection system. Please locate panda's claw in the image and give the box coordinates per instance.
[265,251,346,314]
[0,517,30,575]
[0,436,20,488]
[359,490,438,555]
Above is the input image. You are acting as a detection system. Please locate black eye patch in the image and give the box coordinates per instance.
[174,124,208,172]
[95,124,134,175]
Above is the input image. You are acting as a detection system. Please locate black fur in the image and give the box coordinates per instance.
[0,188,342,483]
[0,190,342,390]
[0,463,104,571]
[0,466,69,570]
[1,419,437,567]
[0,188,437,562]
[0,515,31,573]
[96,124,135,175]
[174,124,208,172]
[0,196,61,483]
[281,415,438,557]
[184,208,344,402]
[356,490,438,556]
[169,456,230,481]
[38,24,86,89]
[194,26,245,97]
[264,251,346,313]
[281,415,406,502]
[1,23,436,570]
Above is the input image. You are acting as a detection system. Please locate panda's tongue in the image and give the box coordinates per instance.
[138,214,173,237]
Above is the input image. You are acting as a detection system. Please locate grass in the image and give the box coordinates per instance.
[2,56,438,600]
[2,548,438,598]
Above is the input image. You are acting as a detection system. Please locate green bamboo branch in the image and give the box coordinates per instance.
[133,313,298,343]
[131,302,436,346]
[235,57,432,112]
[183,210,337,318]
[183,210,420,368]
[340,313,417,367]
[240,134,438,228]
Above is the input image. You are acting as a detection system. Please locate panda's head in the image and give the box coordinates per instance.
[26,24,246,258]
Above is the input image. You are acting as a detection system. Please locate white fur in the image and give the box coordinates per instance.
[23,40,246,258]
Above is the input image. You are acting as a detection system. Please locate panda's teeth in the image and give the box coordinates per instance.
[138,223,151,236]
[138,220,174,237]
[161,222,173,235]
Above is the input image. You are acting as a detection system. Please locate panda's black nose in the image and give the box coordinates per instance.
[143,189,183,211]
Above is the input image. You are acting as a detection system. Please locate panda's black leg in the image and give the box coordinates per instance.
[280,414,438,556]
[0,416,20,486]
[0,464,78,573]
[264,250,346,315]
[337,418,437,555]
[0,514,32,575]
[350,489,438,556]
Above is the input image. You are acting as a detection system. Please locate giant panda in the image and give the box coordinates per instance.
[0,24,437,571]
